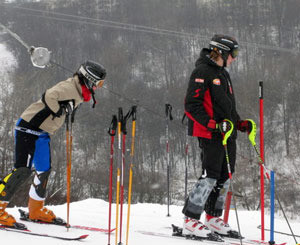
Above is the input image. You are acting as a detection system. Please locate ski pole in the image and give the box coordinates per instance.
[247,120,298,244]
[270,171,275,244]
[115,108,123,245]
[165,103,173,217]
[108,115,117,245]
[126,106,137,245]
[257,225,300,239]
[65,103,76,231]
[219,119,243,245]
[119,108,132,245]
[184,139,188,201]
[65,111,70,230]
[181,114,189,201]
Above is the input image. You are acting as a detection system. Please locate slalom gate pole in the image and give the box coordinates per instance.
[115,108,123,245]
[108,115,118,245]
[223,191,232,224]
[219,120,243,245]
[259,81,265,241]
[126,106,137,245]
[165,104,173,217]
[247,120,298,244]
[270,171,275,245]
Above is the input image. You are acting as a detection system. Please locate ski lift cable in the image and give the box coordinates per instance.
[17,12,197,39]
[2,3,298,54]
[4,4,203,38]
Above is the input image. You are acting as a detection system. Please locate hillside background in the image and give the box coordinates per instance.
[0,0,299,218]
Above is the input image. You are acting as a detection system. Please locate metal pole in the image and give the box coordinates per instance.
[165,104,173,217]
[259,81,265,241]
[270,171,275,244]
[108,115,117,245]
[125,106,137,245]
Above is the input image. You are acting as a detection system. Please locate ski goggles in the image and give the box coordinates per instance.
[93,80,105,90]
[231,48,239,58]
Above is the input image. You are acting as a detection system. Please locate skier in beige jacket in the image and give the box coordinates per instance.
[0,60,106,228]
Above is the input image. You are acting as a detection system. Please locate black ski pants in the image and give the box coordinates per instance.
[182,136,236,219]
[199,136,236,181]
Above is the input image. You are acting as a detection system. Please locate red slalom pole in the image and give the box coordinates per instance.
[108,115,117,245]
[223,191,232,224]
[259,81,265,241]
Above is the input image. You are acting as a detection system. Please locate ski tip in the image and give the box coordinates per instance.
[79,234,89,239]
[110,228,116,232]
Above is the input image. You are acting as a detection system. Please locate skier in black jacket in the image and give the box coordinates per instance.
[182,34,252,239]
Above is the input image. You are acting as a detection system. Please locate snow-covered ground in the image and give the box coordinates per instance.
[2,199,299,244]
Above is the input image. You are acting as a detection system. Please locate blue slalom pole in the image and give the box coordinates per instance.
[270,171,275,244]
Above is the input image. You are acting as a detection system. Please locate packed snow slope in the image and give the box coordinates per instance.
[2,199,299,244]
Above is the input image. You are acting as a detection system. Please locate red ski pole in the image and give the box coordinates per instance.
[108,115,117,245]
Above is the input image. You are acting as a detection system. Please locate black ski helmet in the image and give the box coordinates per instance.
[77,60,106,108]
[77,60,106,90]
[209,34,238,66]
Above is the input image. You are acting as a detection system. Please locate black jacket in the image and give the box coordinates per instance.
[184,48,240,139]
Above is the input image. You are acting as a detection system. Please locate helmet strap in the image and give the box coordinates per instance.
[91,91,97,108]
[222,52,229,67]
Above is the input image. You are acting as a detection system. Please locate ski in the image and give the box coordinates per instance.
[137,229,287,245]
[257,225,300,238]
[0,225,88,241]
[136,230,232,244]
[19,209,114,233]
[225,237,286,245]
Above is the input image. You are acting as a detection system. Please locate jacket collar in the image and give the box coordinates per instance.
[195,48,223,70]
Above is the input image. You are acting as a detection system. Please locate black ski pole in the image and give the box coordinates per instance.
[182,114,188,201]
[257,225,300,239]
[165,104,173,217]
[247,120,298,244]
[219,119,243,245]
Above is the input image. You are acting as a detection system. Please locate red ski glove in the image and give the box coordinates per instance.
[207,119,218,132]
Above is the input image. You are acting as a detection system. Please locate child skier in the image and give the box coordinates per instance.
[0,60,106,228]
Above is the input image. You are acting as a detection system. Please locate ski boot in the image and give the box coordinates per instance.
[183,217,223,241]
[28,197,56,223]
[0,201,17,227]
[205,214,242,238]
